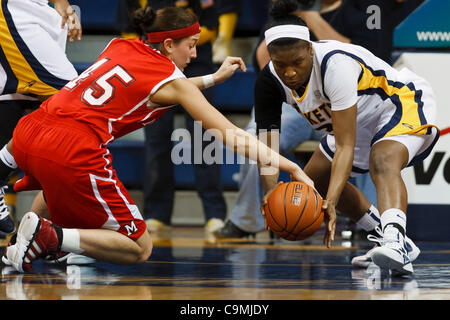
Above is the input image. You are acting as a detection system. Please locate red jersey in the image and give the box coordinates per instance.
[11,39,187,239]
[41,38,185,144]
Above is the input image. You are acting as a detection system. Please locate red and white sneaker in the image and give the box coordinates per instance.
[4,212,60,272]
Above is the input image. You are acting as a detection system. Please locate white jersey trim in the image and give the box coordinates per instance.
[89,174,143,232]
[148,64,186,98]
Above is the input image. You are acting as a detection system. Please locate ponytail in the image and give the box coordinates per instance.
[130,7,156,37]
[130,6,198,43]
[269,0,300,19]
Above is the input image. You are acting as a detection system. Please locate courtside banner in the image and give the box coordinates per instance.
[394,53,450,205]
[394,0,450,48]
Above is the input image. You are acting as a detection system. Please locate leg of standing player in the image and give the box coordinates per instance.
[369,140,409,216]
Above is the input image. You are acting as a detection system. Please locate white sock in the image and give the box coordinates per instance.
[356,204,381,231]
[0,145,17,169]
[380,208,407,235]
[61,228,84,254]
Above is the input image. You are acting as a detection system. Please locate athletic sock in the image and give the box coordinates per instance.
[380,208,406,236]
[60,228,84,254]
[0,145,17,181]
[356,204,381,231]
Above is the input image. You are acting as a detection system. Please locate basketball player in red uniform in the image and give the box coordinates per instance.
[0,6,312,272]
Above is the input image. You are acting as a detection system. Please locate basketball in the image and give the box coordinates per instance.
[264,182,324,241]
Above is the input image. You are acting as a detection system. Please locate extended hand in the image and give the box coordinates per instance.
[290,167,315,189]
[322,199,337,248]
[213,56,247,85]
[260,181,284,230]
[54,2,82,42]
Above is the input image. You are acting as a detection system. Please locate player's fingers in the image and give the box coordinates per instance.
[236,58,247,72]
[227,56,247,72]
[330,220,336,243]
[327,216,336,247]
[260,204,266,217]
[61,14,68,29]
[323,232,329,247]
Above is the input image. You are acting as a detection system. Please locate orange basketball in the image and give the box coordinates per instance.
[264,182,324,241]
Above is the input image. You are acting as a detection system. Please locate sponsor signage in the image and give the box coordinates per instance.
[394,0,450,48]
[395,53,450,204]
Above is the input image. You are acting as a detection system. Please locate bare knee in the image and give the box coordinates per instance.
[134,231,153,264]
[370,151,391,176]
[370,149,402,182]
[370,140,409,180]
[139,241,153,264]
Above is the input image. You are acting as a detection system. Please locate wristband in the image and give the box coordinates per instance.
[202,74,215,89]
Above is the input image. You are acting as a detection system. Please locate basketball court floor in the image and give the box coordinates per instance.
[0,225,450,302]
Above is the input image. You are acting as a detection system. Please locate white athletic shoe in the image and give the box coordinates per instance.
[44,252,96,265]
[351,244,379,268]
[204,218,225,233]
[351,226,420,269]
[0,186,15,235]
[145,219,170,233]
[371,225,414,276]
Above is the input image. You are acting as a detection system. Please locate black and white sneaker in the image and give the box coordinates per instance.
[0,186,15,236]
[44,251,96,265]
[351,226,420,269]
[371,225,414,276]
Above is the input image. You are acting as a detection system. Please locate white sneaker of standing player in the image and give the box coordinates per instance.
[371,225,413,276]
[351,226,420,268]
[0,186,16,235]
[44,252,96,265]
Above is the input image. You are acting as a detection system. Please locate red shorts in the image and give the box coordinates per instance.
[12,108,146,241]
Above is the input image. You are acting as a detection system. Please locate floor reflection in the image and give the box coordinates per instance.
[1,227,450,300]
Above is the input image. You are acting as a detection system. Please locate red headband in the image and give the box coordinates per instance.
[147,22,201,43]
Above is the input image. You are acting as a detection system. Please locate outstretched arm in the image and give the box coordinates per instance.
[150,78,313,186]
[322,105,357,248]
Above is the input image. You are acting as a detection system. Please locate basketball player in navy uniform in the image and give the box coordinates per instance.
[257,1,439,276]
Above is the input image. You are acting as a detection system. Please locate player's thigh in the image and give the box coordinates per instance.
[369,137,416,177]
[31,165,147,242]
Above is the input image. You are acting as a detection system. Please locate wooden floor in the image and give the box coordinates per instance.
[1,226,450,302]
